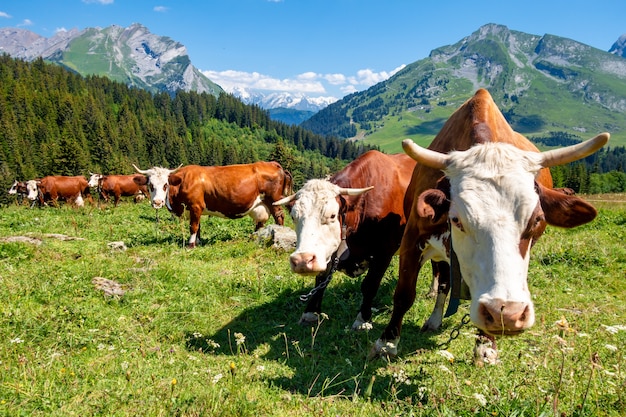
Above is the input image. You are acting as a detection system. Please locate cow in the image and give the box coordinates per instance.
[88,173,148,207]
[133,161,293,247]
[8,180,28,205]
[369,89,609,364]
[273,150,417,330]
[30,175,92,207]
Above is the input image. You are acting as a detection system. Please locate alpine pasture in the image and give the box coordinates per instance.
[1,195,625,416]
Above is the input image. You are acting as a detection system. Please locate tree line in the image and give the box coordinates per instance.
[0,55,375,205]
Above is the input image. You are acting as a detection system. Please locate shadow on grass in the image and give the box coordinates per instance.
[187,276,457,401]
[405,118,447,136]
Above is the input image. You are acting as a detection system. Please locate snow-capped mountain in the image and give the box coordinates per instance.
[229,86,337,112]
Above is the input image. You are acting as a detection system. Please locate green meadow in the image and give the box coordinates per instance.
[1,196,625,416]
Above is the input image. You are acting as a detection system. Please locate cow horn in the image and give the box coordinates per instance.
[273,194,297,206]
[338,186,375,196]
[402,139,448,170]
[132,164,151,175]
[539,133,610,168]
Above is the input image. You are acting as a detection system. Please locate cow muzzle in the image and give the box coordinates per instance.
[289,252,327,275]
[152,199,165,209]
[475,298,534,336]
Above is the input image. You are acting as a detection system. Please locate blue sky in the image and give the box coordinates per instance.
[1,0,625,100]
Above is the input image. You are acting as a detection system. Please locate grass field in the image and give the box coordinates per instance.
[1,196,625,416]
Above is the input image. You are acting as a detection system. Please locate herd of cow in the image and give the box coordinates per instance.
[7,90,610,364]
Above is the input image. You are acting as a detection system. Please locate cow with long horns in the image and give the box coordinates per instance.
[370,89,609,364]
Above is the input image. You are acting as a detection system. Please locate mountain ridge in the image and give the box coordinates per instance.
[0,24,223,97]
[301,23,626,151]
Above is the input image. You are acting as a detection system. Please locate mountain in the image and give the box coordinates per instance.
[0,24,223,97]
[609,34,626,57]
[229,86,336,123]
[302,24,626,152]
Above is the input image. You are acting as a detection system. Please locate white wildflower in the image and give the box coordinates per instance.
[121,361,129,371]
[605,344,618,352]
[256,365,265,372]
[212,373,223,384]
[602,324,626,334]
[234,332,246,346]
[473,393,487,406]
[10,337,23,344]
[438,364,451,374]
[392,369,411,385]
[437,350,455,362]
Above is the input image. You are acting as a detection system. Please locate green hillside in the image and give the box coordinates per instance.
[303,24,626,152]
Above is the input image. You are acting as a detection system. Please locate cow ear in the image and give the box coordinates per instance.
[169,173,183,186]
[537,184,597,228]
[417,189,450,222]
[133,176,148,186]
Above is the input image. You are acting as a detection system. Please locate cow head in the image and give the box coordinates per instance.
[403,132,609,336]
[274,179,373,275]
[132,164,180,209]
[25,180,39,201]
[88,173,103,188]
[8,180,20,195]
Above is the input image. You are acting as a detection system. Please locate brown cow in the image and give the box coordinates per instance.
[133,162,293,247]
[370,89,609,364]
[88,173,148,207]
[31,176,92,207]
[274,151,417,330]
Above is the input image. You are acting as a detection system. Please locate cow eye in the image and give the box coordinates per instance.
[450,216,464,232]
[149,184,154,192]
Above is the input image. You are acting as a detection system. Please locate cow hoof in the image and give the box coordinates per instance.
[368,338,399,361]
[351,312,373,331]
[421,317,442,333]
[474,341,500,366]
[298,312,319,326]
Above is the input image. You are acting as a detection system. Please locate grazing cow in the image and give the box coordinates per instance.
[31,175,92,207]
[133,162,293,247]
[370,89,609,363]
[88,173,148,206]
[8,180,28,204]
[273,151,417,330]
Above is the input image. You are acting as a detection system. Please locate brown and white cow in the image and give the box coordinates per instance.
[274,151,417,330]
[29,175,92,207]
[88,173,148,206]
[8,180,28,204]
[370,89,609,363]
[133,162,293,247]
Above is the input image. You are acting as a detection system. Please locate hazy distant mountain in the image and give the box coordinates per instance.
[0,24,223,97]
[302,24,626,151]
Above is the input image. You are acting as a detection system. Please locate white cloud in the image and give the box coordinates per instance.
[82,0,114,4]
[202,65,404,99]
[17,19,33,27]
[55,27,68,33]
[0,11,12,19]
[154,6,168,13]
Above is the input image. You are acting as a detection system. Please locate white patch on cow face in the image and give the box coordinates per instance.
[288,179,343,274]
[88,174,102,188]
[8,181,18,194]
[143,167,172,209]
[444,143,543,335]
[26,180,38,201]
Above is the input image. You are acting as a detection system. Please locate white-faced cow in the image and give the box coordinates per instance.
[274,151,417,330]
[29,176,92,207]
[8,180,28,204]
[133,162,293,247]
[88,173,148,207]
[370,89,609,364]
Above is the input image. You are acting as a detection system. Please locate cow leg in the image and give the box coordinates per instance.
[299,271,330,325]
[369,237,424,359]
[352,257,392,331]
[422,260,450,332]
[187,206,204,248]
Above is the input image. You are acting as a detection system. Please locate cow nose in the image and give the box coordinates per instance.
[152,199,164,208]
[290,252,324,274]
[477,299,533,335]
